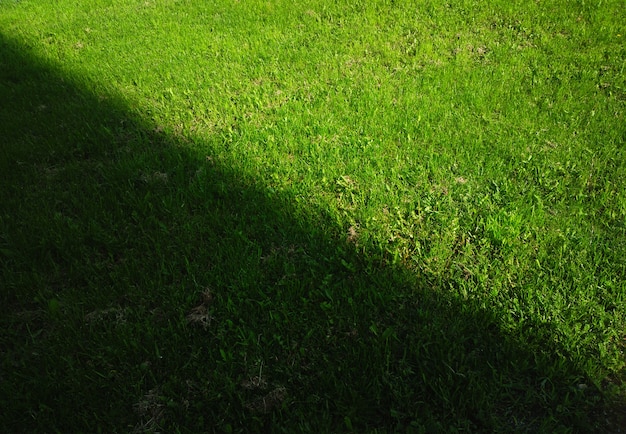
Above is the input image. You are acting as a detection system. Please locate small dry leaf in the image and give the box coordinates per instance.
[152,172,168,183]
[140,171,168,184]
[133,387,164,434]
[186,306,211,330]
[338,175,355,187]
[186,288,214,330]
[347,226,359,244]
[241,376,268,390]
[244,387,287,414]
[84,307,128,325]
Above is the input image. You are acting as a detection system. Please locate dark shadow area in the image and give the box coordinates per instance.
[1,33,622,433]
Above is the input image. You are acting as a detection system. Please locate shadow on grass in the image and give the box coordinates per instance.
[0,33,620,433]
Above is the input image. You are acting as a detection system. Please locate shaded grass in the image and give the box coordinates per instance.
[1,0,626,432]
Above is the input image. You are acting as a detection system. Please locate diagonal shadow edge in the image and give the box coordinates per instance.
[0,32,622,432]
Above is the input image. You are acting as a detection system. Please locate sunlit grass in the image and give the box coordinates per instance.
[1,0,625,431]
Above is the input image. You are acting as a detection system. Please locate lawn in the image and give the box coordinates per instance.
[1,0,625,432]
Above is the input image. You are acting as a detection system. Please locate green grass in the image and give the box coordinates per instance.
[1,0,625,432]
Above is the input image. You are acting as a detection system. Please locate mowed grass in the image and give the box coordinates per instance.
[1,0,625,431]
